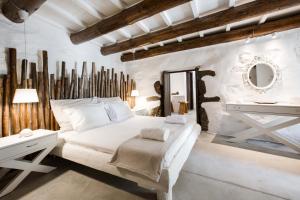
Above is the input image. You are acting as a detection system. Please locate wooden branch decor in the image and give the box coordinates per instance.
[70,0,191,44]
[121,13,300,61]
[0,48,135,136]
[196,70,220,131]
[102,0,300,55]
[3,75,10,137]
[1,0,47,23]
[0,76,4,137]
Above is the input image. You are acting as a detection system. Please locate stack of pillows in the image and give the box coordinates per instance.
[50,97,134,132]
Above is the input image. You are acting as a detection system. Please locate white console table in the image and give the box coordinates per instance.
[226,103,300,153]
[0,130,57,197]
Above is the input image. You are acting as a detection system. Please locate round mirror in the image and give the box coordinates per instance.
[247,63,276,89]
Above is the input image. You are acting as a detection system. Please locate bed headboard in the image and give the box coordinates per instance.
[0,48,135,137]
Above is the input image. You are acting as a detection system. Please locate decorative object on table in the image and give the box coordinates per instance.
[196,69,220,131]
[0,130,57,197]
[242,56,281,93]
[13,89,39,137]
[178,101,188,115]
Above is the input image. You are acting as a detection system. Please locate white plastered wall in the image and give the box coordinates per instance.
[125,28,300,141]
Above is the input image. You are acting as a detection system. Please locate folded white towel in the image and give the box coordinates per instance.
[165,115,187,124]
[140,128,170,142]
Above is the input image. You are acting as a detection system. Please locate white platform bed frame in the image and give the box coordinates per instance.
[52,124,201,200]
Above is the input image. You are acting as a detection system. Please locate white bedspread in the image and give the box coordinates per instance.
[110,121,195,181]
[58,116,198,169]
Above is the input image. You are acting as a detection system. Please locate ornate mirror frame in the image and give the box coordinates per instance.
[242,56,280,93]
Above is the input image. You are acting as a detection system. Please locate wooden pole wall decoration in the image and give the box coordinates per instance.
[0,48,135,137]
[0,76,3,137]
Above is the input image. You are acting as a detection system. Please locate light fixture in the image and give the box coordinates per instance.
[13,89,39,104]
[131,90,139,97]
[13,89,39,137]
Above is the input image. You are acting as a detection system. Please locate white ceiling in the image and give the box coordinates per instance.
[1,0,300,54]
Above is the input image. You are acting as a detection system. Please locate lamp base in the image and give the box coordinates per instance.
[19,129,33,137]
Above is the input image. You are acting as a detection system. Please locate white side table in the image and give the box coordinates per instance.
[226,103,300,153]
[0,130,58,197]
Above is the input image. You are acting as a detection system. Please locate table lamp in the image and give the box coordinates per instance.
[13,89,39,137]
[130,90,139,109]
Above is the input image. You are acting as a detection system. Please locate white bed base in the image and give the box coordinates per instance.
[51,125,201,200]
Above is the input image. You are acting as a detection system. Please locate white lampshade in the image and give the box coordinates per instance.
[13,89,39,103]
[131,90,139,97]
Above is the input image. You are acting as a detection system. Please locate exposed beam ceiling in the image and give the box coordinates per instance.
[101,0,300,55]
[121,13,300,62]
[70,0,191,44]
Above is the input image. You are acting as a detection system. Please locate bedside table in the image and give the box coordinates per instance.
[0,130,58,197]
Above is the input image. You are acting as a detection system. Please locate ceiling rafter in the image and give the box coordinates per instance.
[259,15,269,24]
[45,1,116,45]
[45,1,86,27]
[103,34,117,43]
[73,0,105,19]
[70,0,190,44]
[160,11,173,26]
[101,0,300,55]
[118,28,132,38]
[177,37,183,42]
[137,21,151,33]
[190,0,200,18]
[226,25,231,31]
[229,0,236,7]
[110,0,127,9]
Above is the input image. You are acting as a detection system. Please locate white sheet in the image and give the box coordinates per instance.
[58,116,198,168]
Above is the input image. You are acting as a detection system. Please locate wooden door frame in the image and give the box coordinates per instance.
[162,67,200,124]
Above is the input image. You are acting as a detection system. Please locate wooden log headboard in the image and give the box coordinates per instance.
[0,48,136,137]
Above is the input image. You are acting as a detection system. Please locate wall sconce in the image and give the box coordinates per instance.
[130,90,139,109]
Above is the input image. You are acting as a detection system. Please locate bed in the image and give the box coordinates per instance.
[50,98,201,200]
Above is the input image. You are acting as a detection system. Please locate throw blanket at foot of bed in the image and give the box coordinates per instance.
[110,122,195,181]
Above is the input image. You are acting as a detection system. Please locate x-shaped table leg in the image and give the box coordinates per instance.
[228,112,300,153]
[0,143,56,197]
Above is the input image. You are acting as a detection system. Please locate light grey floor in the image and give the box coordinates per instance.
[1,133,300,200]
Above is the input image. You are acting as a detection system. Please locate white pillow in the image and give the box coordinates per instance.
[50,98,96,131]
[106,101,134,122]
[63,103,111,131]
[97,97,122,103]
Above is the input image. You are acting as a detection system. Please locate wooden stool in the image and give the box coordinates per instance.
[178,101,188,115]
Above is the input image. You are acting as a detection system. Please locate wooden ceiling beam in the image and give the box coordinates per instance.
[121,13,300,62]
[1,0,47,23]
[102,0,300,55]
[70,0,191,44]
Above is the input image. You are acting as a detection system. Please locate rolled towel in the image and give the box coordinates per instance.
[140,128,170,142]
[165,115,187,124]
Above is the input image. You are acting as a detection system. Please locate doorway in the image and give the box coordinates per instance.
[162,68,198,124]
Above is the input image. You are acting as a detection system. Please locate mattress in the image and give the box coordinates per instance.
[58,116,199,168]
